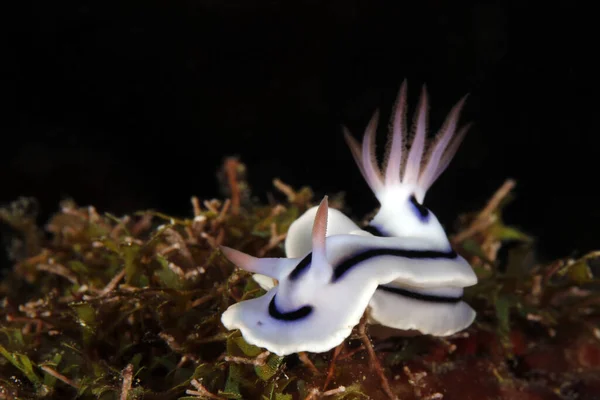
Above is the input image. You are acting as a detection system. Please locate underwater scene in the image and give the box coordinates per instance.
[2,1,596,399]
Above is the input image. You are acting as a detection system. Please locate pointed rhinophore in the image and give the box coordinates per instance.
[367,285,476,337]
[284,204,364,259]
[220,245,296,281]
[310,196,329,264]
[220,246,261,272]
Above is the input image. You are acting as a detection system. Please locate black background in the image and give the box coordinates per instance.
[2,0,594,269]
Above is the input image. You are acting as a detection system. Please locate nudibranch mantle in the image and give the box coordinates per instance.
[221,197,476,356]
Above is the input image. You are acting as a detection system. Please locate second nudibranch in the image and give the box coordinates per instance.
[278,81,478,336]
[221,196,476,356]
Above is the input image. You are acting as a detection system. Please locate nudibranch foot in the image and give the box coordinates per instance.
[367,284,476,336]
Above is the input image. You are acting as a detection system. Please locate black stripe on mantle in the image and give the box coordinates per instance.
[332,247,457,282]
[377,284,462,304]
[268,295,313,321]
[288,252,312,281]
[287,246,457,284]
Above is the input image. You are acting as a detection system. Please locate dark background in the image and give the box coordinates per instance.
[2,0,594,269]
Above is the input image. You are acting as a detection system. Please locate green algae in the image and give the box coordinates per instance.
[0,163,599,400]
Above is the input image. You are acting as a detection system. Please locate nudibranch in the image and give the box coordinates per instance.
[277,80,478,336]
[220,196,476,356]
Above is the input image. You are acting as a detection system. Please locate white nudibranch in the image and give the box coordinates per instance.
[280,80,477,337]
[222,196,470,356]
[221,80,479,355]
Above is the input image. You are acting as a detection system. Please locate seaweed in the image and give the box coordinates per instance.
[1,162,599,400]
